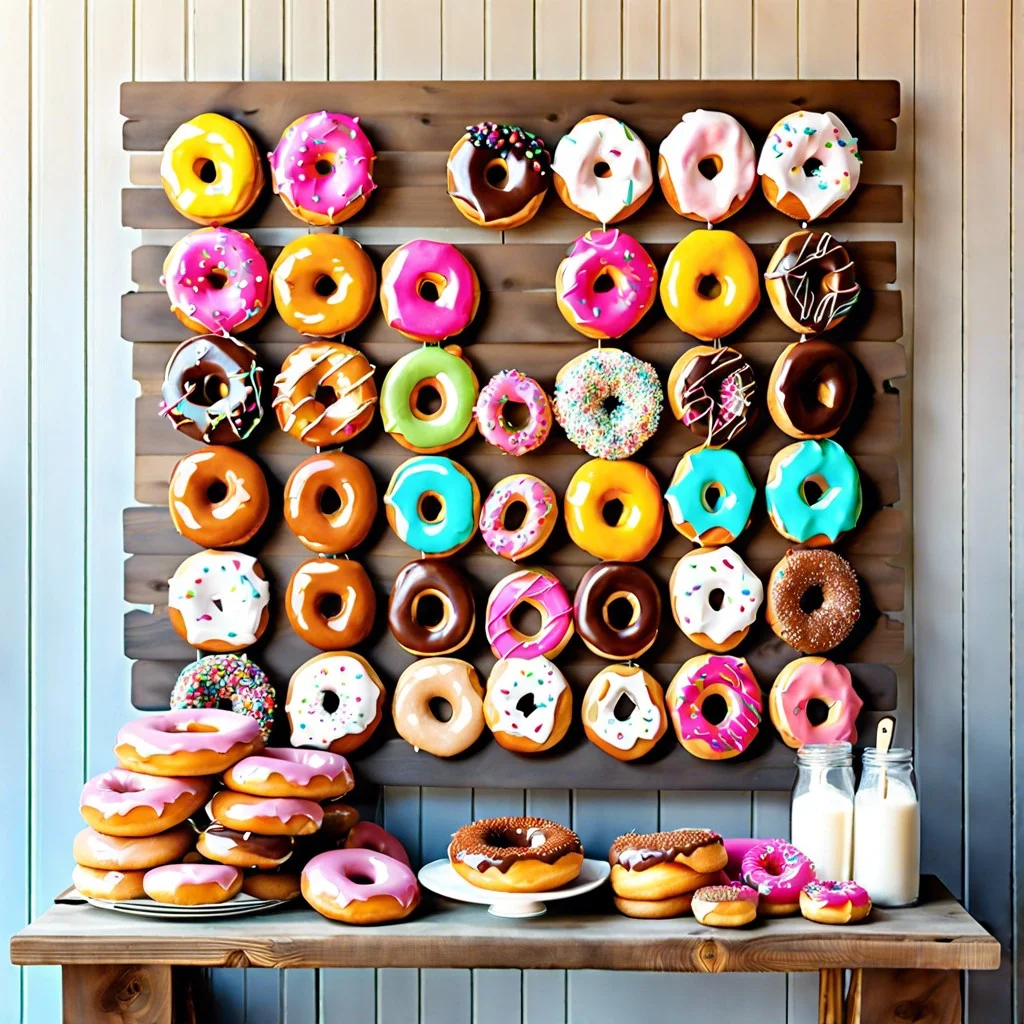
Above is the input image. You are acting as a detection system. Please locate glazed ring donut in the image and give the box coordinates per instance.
[73,825,196,871]
[449,817,584,893]
[555,230,659,340]
[197,825,294,870]
[285,652,386,754]
[269,112,376,226]
[479,475,558,561]
[766,548,861,653]
[564,458,664,562]
[661,230,760,341]
[344,822,412,866]
[447,121,551,229]
[800,880,872,924]
[768,341,858,441]
[302,849,420,924]
[740,840,816,917]
[582,665,668,761]
[764,231,861,334]
[273,341,377,446]
[766,439,862,545]
[692,883,759,927]
[320,800,360,837]
[168,446,269,549]
[160,112,263,225]
[72,865,147,901]
[380,240,480,342]
[209,790,323,836]
[380,344,479,453]
[271,234,376,338]
[384,456,480,557]
[665,447,756,546]
[284,452,377,555]
[609,828,727,876]
[243,871,302,901]
[167,549,270,653]
[553,347,663,460]
[551,115,653,225]
[667,345,757,447]
[115,709,263,777]
[758,111,862,222]
[224,747,355,801]
[669,546,763,652]
[484,568,574,660]
[170,654,275,741]
[658,110,757,224]
[483,656,572,754]
[143,863,243,906]
[392,657,485,757]
[666,654,763,760]
[160,334,263,445]
[79,770,211,837]
[474,370,552,456]
[573,562,661,660]
[770,657,863,749]
[388,559,475,656]
[285,558,376,650]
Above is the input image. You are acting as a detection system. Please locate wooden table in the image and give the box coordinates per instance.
[10,877,999,1023]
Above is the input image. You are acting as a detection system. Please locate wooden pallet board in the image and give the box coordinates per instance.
[121,79,906,789]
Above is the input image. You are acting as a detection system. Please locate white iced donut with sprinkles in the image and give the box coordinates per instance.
[484,657,572,754]
[582,664,667,762]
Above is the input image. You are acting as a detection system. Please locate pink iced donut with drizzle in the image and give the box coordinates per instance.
[485,568,574,659]
[474,370,552,455]
[79,769,210,837]
[741,839,816,916]
[479,475,558,561]
[801,880,872,924]
[770,657,863,749]
[161,226,270,336]
[302,849,421,923]
[143,862,243,905]
[269,111,377,226]
[380,239,480,342]
[224,747,354,801]
[555,229,658,340]
[344,822,411,867]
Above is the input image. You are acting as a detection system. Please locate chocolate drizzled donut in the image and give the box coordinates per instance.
[669,346,757,447]
[608,828,723,871]
[450,816,582,873]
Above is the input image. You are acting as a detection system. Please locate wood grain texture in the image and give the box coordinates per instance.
[857,968,963,1024]
[62,964,172,1024]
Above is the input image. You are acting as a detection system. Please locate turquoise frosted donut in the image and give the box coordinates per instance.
[383,456,480,556]
[765,439,862,545]
[665,447,755,546]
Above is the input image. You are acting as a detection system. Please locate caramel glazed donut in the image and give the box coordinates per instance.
[449,817,584,893]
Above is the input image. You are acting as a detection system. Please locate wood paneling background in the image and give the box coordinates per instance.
[0,1,1016,1022]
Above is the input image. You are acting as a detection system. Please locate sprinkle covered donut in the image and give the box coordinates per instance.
[285,558,376,651]
[479,474,557,561]
[474,370,552,456]
[553,347,662,460]
[767,340,857,440]
[484,657,572,754]
[770,657,863,749]
[741,840,816,916]
[485,568,574,660]
[668,345,757,448]
[582,664,667,761]
[392,658,485,757]
[665,447,756,546]
[171,653,275,740]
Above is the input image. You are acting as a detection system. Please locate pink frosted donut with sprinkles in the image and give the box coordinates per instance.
[480,474,558,561]
[800,879,872,924]
[170,653,275,741]
[555,229,658,340]
[474,370,552,455]
[740,839,816,916]
[485,568,574,660]
[161,227,270,336]
[270,111,377,226]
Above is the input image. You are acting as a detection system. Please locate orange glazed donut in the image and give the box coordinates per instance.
[197,824,294,870]
[302,849,421,924]
[79,770,211,837]
[168,446,270,549]
[72,865,148,901]
[143,863,243,906]
[73,825,196,871]
[243,871,302,901]
[285,557,376,650]
[224,747,355,802]
[209,790,324,837]
[449,817,584,893]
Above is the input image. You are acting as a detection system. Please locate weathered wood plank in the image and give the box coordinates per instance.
[62,964,172,1024]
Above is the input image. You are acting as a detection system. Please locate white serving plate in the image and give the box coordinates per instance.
[418,858,609,918]
[75,889,294,919]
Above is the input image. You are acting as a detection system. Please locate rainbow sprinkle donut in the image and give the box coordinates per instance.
[170,653,275,740]
[474,370,552,455]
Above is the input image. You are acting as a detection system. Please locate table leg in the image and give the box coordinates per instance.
[856,969,962,1024]
[62,964,172,1023]
[818,967,845,1023]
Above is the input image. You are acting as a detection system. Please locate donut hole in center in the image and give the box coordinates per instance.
[697,274,723,300]
[602,394,622,416]
[313,156,335,177]
[593,270,616,294]
[348,872,375,885]
[206,480,229,504]
[484,157,510,189]
[510,600,544,638]
[613,693,637,721]
[500,399,531,432]
[412,379,444,420]
[321,689,341,714]
[698,155,723,180]
[412,590,448,632]
[593,160,613,179]
[806,697,831,726]
[216,697,235,712]
[319,486,342,516]
[800,584,825,614]
[188,371,230,407]
[206,268,229,290]
[317,592,343,620]
[801,474,828,506]
[700,693,729,726]
[516,692,539,718]
[602,497,625,527]
[802,157,824,178]
[501,499,528,532]
[417,273,447,303]
[418,491,445,524]
[314,384,338,409]
[603,592,640,632]
[313,274,338,298]
[701,482,723,512]
[193,157,218,184]
[428,697,453,723]
[708,587,726,611]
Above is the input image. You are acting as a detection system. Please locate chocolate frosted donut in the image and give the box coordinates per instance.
[766,549,861,653]
[573,562,661,660]
[768,340,857,440]
[609,828,726,874]
[668,345,757,447]
[388,559,476,656]
[765,230,860,334]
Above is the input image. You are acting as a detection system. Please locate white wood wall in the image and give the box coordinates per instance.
[1,1,1016,1021]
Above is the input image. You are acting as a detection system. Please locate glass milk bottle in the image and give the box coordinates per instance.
[790,742,855,880]
[853,748,920,906]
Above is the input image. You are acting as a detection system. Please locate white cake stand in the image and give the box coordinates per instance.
[418,858,609,918]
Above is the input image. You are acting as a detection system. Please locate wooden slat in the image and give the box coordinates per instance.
[485,0,534,79]
[660,0,701,78]
[536,0,581,79]
[328,0,374,81]
[753,0,796,79]
[702,0,752,79]
[623,0,659,79]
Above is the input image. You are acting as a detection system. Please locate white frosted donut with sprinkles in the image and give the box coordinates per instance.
[474,369,552,455]
[484,656,572,753]
[479,474,558,561]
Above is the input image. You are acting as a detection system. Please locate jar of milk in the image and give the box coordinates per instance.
[790,743,855,881]
[853,747,920,906]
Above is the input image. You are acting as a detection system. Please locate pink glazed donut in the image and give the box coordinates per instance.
[485,568,574,659]
[302,849,421,924]
[223,747,354,802]
[143,863,243,906]
[161,226,270,336]
[555,229,659,340]
[344,822,412,867]
[79,769,211,838]
[380,239,480,342]
[741,839,816,916]
[269,111,377,226]
[474,370,552,455]
[801,880,872,924]
[479,475,558,561]
[770,657,864,749]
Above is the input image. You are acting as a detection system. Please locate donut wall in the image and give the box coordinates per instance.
[122,79,905,790]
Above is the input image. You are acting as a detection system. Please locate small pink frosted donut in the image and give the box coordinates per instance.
[269,112,377,226]
[555,229,659,340]
[302,849,420,923]
[474,370,552,455]
[344,822,411,867]
[479,475,558,561]
[161,227,270,336]
[484,569,574,659]
[741,839,816,915]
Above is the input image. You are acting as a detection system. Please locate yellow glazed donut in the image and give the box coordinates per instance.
[160,113,263,225]
[660,230,760,341]
[564,458,663,562]
[271,234,377,338]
